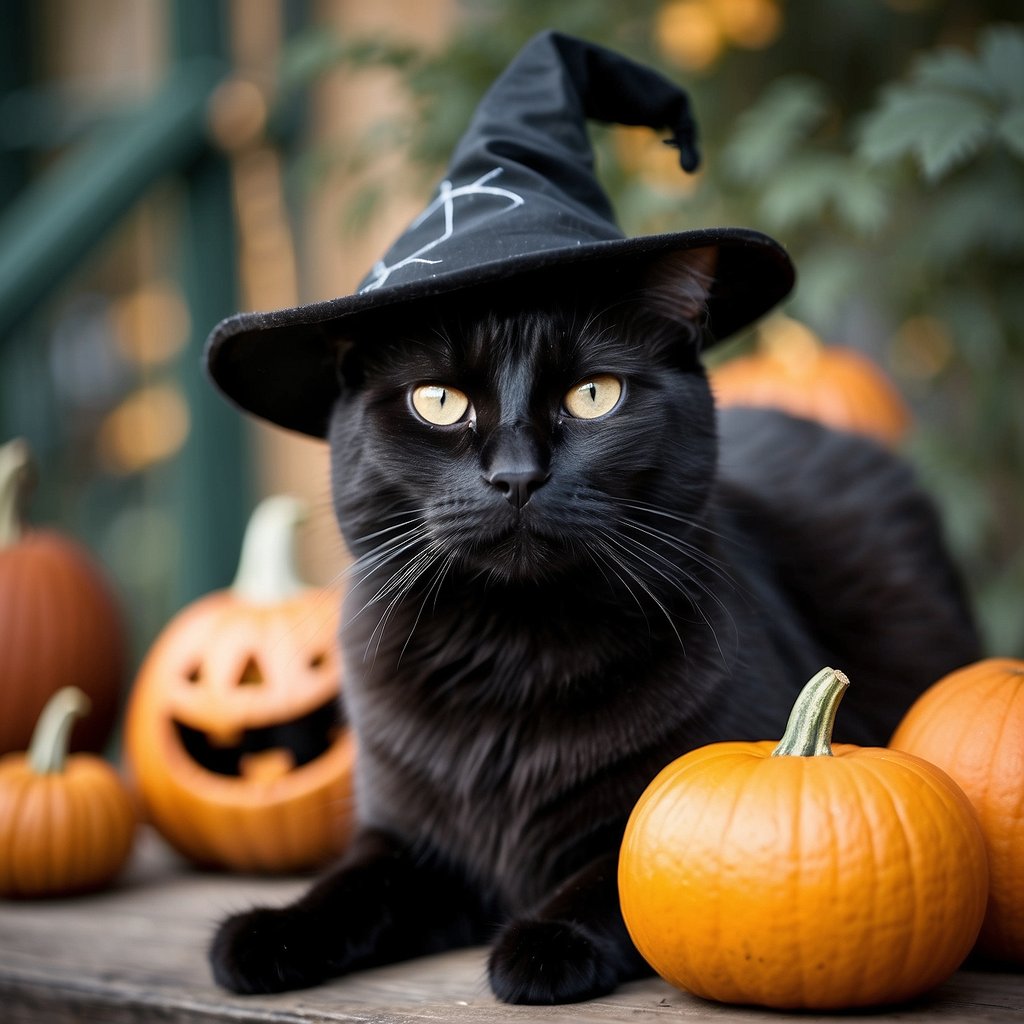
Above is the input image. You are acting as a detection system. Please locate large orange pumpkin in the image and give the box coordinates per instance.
[0,687,136,897]
[124,495,354,873]
[710,317,911,446]
[890,657,1024,965]
[619,667,988,1010]
[0,438,126,754]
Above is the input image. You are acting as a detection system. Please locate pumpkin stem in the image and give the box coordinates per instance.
[28,686,91,774]
[0,437,34,548]
[231,494,308,603]
[771,667,850,758]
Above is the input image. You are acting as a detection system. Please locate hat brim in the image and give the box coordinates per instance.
[205,227,794,438]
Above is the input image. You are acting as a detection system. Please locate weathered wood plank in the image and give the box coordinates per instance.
[1,829,1021,1023]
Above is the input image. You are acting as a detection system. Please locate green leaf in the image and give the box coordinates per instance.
[937,288,1008,373]
[979,24,1024,103]
[914,47,999,102]
[786,245,867,329]
[339,181,387,236]
[858,88,994,181]
[833,168,891,237]
[278,30,420,92]
[756,153,839,230]
[907,160,1024,269]
[720,77,830,185]
[753,152,889,238]
[997,105,1024,161]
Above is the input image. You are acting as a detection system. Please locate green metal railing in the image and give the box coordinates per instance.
[0,0,288,608]
[0,59,226,339]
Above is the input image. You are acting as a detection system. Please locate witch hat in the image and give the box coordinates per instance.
[205,30,795,437]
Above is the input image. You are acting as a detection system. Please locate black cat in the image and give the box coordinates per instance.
[209,254,979,1004]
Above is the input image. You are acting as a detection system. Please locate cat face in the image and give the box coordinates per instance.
[328,257,719,590]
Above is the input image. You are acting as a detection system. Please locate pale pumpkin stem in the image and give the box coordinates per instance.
[771,667,850,758]
[28,687,91,774]
[231,494,308,603]
[0,437,33,548]
[760,315,822,372]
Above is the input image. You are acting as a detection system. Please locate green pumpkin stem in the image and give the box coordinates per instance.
[28,687,91,774]
[0,437,33,548]
[231,494,308,603]
[771,667,850,758]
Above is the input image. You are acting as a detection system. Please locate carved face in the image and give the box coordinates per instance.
[124,588,354,872]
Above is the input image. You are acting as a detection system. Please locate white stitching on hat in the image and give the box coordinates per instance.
[360,168,525,293]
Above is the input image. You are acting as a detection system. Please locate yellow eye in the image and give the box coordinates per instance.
[410,384,470,425]
[564,375,622,419]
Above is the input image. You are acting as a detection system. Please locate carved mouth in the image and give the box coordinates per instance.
[173,699,345,778]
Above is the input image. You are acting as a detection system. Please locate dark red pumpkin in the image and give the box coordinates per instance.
[0,439,126,755]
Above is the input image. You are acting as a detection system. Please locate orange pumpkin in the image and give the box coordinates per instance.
[0,687,136,897]
[710,317,911,446]
[619,667,988,1010]
[124,495,354,873]
[0,438,126,754]
[890,657,1024,965]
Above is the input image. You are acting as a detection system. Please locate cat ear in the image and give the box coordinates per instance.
[643,246,718,327]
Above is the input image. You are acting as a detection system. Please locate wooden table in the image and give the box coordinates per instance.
[1,828,1021,1023]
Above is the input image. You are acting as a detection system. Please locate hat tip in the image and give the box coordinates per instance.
[663,136,701,174]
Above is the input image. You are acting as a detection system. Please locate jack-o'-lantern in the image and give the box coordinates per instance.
[124,495,354,872]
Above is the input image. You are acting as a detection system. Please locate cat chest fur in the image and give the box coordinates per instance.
[340,591,690,910]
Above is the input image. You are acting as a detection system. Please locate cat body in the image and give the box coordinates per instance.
[210,265,979,1004]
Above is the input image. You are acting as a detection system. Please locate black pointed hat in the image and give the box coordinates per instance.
[205,30,795,437]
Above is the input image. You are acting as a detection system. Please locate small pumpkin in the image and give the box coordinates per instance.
[619,667,988,1010]
[890,657,1024,965]
[0,438,126,755]
[710,317,911,446]
[0,687,136,897]
[124,495,353,873]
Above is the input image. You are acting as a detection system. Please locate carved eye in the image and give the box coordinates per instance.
[564,375,622,420]
[410,384,470,426]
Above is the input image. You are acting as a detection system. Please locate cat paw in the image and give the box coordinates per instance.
[487,918,619,1004]
[209,905,328,994]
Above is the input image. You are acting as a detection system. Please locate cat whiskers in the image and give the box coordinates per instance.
[398,549,457,666]
[343,514,432,591]
[580,492,740,663]
[586,528,683,652]
[612,497,732,544]
[363,541,448,664]
[623,530,737,664]
[346,508,458,664]
[618,516,737,594]
[609,496,743,602]
[342,514,441,656]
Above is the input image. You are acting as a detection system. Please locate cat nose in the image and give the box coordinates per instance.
[486,466,549,509]
[482,424,550,509]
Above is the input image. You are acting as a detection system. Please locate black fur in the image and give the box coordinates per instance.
[210,258,979,1003]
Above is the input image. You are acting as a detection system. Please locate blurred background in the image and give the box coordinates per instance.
[2,0,1021,690]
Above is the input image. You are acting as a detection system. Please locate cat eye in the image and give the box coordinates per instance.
[564,375,623,420]
[410,384,471,426]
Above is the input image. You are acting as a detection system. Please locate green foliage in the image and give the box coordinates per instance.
[717,77,887,236]
[721,77,832,184]
[858,25,1024,181]
[278,30,421,92]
